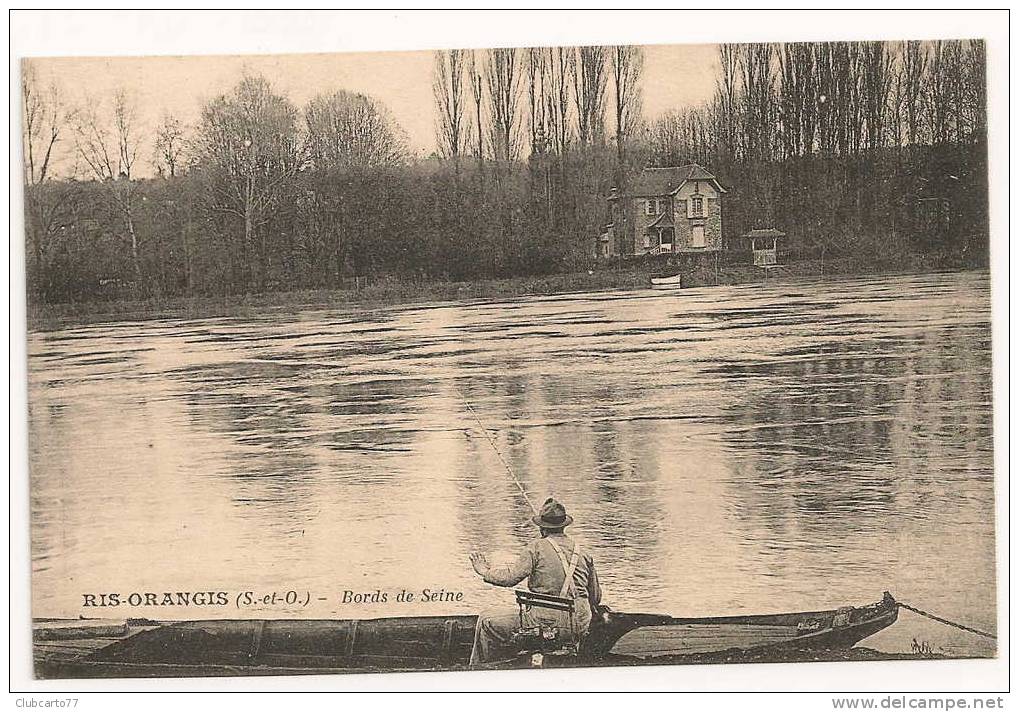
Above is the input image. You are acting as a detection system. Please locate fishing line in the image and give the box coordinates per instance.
[457,391,538,517]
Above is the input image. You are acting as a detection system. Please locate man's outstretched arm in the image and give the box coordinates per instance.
[470,548,534,587]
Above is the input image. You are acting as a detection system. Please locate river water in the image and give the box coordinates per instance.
[28,271,996,658]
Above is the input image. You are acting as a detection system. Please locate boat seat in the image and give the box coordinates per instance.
[511,590,581,656]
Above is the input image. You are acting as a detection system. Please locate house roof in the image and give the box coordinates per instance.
[628,164,726,197]
[646,210,674,230]
[742,228,786,238]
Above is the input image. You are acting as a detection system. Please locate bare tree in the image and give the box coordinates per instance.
[715,43,741,160]
[814,42,863,155]
[777,43,816,158]
[840,42,864,155]
[433,49,468,164]
[75,90,139,179]
[937,40,970,145]
[739,43,776,162]
[114,91,139,179]
[963,40,987,143]
[889,45,907,149]
[467,51,485,164]
[153,113,185,178]
[484,48,523,162]
[543,47,574,156]
[526,48,549,156]
[925,40,958,146]
[194,74,305,289]
[860,41,893,150]
[648,110,681,167]
[898,41,928,146]
[610,45,644,176]
[73,89,144,289]
[22,64,76,290]
[574,45,608,147]
[813,43,836,154]
[306,90,408,168]
[22,64,68,185]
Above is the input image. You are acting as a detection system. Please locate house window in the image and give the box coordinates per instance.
[646,199,658,216]
[689,195,704,218]
[642,235,651,249]
[692,225,706,248]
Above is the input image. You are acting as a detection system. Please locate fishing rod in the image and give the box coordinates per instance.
[457,392,538,517]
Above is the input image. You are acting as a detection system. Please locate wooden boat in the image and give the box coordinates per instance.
[650,272,684,289]
[33,592,898,678]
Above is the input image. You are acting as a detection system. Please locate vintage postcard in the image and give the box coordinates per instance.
[18,13,999,687]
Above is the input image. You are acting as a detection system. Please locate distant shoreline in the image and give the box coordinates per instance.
[25,258,986,332]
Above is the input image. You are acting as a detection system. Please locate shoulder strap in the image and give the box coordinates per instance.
[545,537,566,568]
[546,538,583,598]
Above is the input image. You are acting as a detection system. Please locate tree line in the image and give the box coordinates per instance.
[645,40,988,265]
[22,40,987,304]
[646,40,985,165]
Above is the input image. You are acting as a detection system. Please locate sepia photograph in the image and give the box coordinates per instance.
[11,9,1006,697]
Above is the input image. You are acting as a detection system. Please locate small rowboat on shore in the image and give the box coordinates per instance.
[650,273,684,289]
[33,592,899,678]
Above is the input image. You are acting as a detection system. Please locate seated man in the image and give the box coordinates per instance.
[468,497,602,667]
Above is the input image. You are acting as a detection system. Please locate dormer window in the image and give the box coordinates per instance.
[689,195,704,218]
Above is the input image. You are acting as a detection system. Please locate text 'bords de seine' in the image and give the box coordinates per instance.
[80,588,465,608]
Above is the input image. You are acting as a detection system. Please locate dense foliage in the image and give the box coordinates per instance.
[23,40,988,304]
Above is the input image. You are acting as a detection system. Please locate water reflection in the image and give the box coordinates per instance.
[28,271,994,657]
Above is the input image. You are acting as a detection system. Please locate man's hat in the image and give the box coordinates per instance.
[532,497,573,528]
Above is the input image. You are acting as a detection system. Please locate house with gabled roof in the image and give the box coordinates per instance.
[598,164,726,258]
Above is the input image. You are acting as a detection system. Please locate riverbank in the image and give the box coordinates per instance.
[26,268,648,330]
[25,255,983,330]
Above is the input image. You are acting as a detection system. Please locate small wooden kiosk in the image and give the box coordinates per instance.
[742,228,785,267]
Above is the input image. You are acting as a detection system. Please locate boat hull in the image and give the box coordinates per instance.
[650,274,683,289]
[34,594,899,679]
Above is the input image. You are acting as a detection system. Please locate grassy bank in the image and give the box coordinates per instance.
[686,252,981,288]
[25,256,982,331]
[26,268,650,330]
